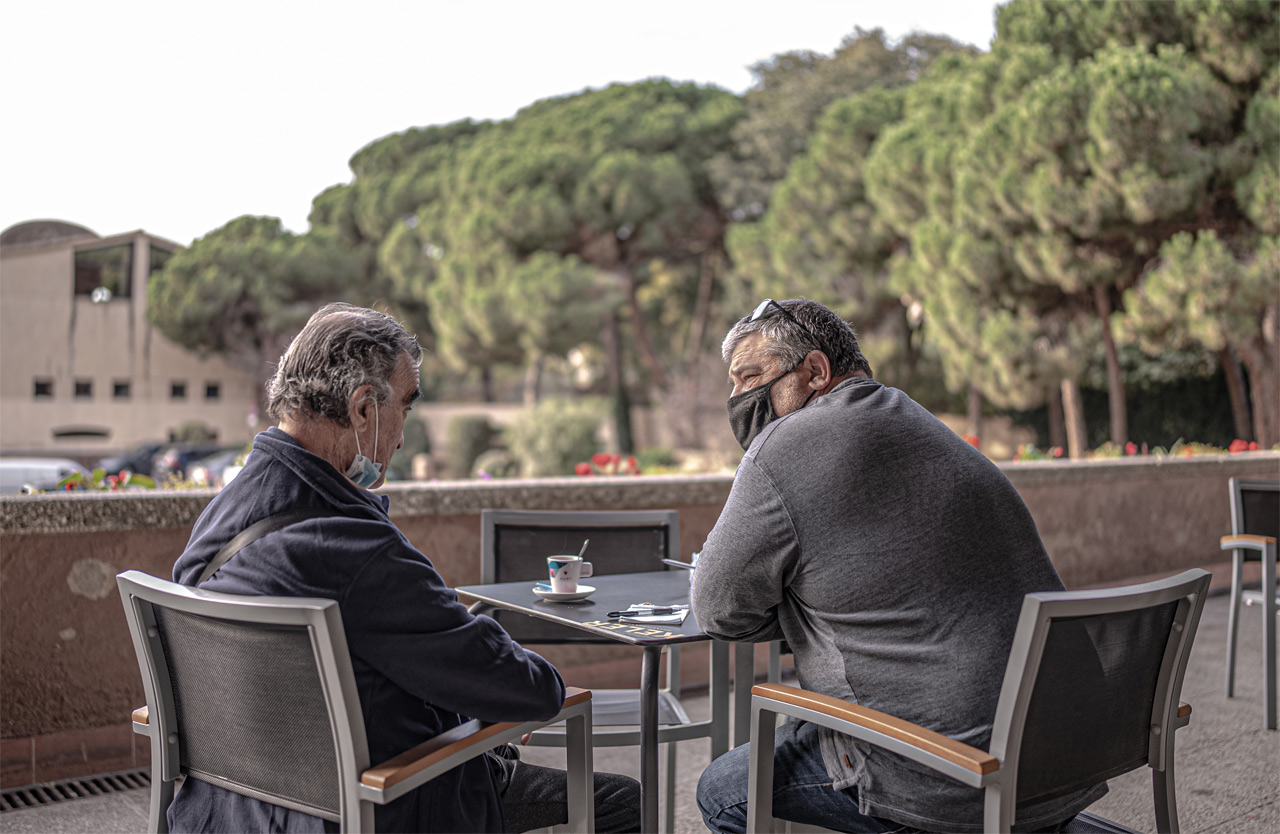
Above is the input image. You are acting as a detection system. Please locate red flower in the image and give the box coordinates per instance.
[960,434,980,449]
[1124,442,1138,456]
[1249,441,1259,451]
[1228,438,1249,453]
[591,452,613,468]
[1051,447,1064,458]
[574,462,593,476]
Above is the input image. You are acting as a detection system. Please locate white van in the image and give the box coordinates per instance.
[0,458,90,493]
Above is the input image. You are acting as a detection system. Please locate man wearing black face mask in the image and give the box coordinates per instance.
[692,300,1096,834]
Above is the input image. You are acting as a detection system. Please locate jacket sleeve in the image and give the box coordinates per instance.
[691,456,792,644]
[341,534,566,724]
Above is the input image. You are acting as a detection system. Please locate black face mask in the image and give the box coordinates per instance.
[727,365,811,451]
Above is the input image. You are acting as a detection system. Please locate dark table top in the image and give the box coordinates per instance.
[457,570,708,646]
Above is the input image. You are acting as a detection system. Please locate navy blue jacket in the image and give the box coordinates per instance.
[170,427,565,833]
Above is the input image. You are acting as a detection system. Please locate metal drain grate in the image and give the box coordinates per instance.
[0,768,151,812]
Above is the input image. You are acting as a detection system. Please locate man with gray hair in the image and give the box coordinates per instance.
[692,299,1102,832]
[172,303,639,833]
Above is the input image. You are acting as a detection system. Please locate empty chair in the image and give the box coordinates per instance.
[746,569,1210,834]
[117,569,595,833]
[477,509,730,833]
[1222,477,1279,729]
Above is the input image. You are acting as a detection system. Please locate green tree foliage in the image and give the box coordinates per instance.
[336,80,742,429]
[1123,232,1280,446]
[505,398,602,478]
[147,216,367,390]
[862,0,1277,455]
[711,28,976,220]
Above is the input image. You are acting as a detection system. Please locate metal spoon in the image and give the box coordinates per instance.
[578,539,590,558]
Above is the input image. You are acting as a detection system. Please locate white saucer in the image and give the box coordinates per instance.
[533,584,595,602]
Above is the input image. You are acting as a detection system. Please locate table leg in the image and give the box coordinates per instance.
[1263,540,1276,730]
[640,645,661,834]
[734,642,755,747]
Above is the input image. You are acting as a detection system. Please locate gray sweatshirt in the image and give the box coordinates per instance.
[692,377,1105,831]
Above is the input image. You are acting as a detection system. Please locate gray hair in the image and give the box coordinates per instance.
[266,302,422,426]
[721,298,873,378]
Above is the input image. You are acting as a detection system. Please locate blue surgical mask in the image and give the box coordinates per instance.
[346,401,383,488]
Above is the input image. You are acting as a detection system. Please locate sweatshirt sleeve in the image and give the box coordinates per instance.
[691,456,792,643]
[342,535,566,724]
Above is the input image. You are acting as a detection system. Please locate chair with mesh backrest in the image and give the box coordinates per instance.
[476,509,730,833]
[117,569,595,834]
[746,569,1211,834]
[1222,477,1278,729]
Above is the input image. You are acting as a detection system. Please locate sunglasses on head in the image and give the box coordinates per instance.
[749,298,821,346]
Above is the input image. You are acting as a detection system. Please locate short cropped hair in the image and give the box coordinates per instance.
[266,303,422,426]
[721,298,873,378]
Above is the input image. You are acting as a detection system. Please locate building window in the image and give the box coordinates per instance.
[113,381,131,399]
[75,379,93,398]
[205,382,221,401]
[171,381,187,400]
[74,243,133,300]
[34,379,53,398]
[149,244,173,275]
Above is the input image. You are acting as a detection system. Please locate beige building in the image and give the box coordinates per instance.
[0,220,258,460]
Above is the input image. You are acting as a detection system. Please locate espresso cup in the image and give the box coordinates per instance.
[547,556,594,593]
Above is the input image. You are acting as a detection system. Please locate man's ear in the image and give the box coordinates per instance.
[803,350,832,391]
[349,384,376,428]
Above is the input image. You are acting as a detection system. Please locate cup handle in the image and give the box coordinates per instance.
[580,562,593,578]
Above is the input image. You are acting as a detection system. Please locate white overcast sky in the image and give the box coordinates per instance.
[1,1,997,247]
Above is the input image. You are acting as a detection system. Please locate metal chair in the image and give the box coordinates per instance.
[1221,477,1279,729]
[746,569,1211,834]
[117,569,595,833]
[477,509,730,833]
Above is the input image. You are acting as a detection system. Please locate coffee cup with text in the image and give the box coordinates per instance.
[547,556,593,593]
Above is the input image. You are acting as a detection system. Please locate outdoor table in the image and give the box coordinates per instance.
[457,569,739,834]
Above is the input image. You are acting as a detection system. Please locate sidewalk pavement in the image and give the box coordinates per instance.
[2,589,1275,834]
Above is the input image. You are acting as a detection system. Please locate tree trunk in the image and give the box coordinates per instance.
[522,352,545,407]
[1048,386,1067,450]
[967,384,983,439]
[480,366,494,403]
[1093,285,1128,447]
[620,267,667,389]
[603,311,634,453]
[1218,346,1253,442]
[1061,378,1088,460]
[685,252,717,371]
[1235,332,1280,449]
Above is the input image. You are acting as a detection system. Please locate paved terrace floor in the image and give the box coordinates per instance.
[2,589,1276,834]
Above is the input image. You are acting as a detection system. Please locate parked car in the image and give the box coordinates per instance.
[187,447,246,488]
[93,441,166,476]
[151,442,228,483]
[0,457,91,494]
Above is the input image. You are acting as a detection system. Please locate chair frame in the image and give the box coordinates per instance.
[746,569,1210,834]
[1221,477,1278,729]
[118,570,594,834]
[478,509,730,833]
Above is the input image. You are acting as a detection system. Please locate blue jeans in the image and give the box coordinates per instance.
[696,720,912,834]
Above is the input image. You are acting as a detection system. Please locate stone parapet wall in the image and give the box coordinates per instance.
[1,454,1276,785]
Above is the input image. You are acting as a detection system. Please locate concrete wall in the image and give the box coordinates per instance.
[1,453,1276,785]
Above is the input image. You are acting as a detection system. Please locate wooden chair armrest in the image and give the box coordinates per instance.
[132,706,149,725]
[361,687,591,792]
[752,683,998,777]
[1221,533,1276,550]
[1178,701,1191,719]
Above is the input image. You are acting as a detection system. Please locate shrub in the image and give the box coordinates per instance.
[472,449,520,479]
[447,416,497,479]
[388,414,432,480]
[506,398,602,478]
